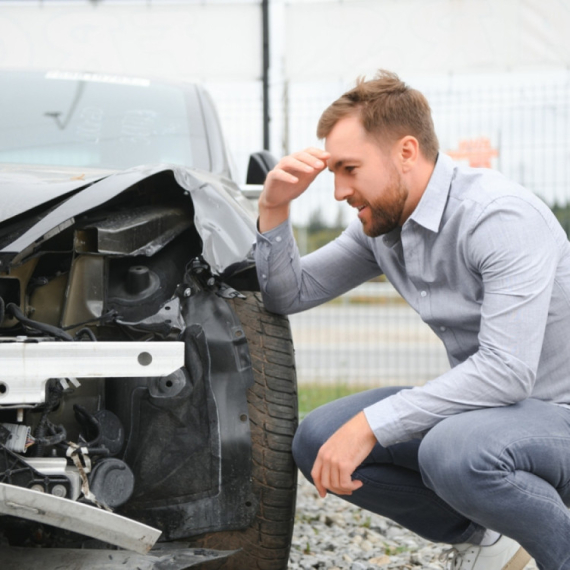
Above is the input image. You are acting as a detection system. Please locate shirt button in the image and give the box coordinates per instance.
[262,274,267,279]
[420,291,427,297]
[275,236,282,243]
[440,326,446,332]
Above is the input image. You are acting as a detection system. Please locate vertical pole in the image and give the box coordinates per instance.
[282,79,289,156]
[262,0,270,150]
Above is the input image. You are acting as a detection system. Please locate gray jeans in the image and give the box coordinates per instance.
[292,387,570,570]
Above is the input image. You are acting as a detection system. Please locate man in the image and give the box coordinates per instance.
[254,70,570,570]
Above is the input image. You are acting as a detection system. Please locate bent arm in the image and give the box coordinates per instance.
[364,197,566,446]
[255,219,382,314]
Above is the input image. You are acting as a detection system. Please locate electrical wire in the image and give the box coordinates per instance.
[6,303,73,341]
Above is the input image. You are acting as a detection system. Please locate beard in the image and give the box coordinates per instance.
[361,171,408,238]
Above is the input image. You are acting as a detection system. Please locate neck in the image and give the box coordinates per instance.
[401,154,437,223]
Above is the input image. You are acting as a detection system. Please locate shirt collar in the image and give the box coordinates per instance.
[406,152,454,234]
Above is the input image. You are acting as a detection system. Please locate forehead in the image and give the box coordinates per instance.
[324,115,385,164]
[325,115,368,147]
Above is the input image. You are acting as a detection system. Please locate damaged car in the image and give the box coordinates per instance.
[0,70,297,570]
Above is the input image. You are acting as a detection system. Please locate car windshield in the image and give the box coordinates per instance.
[0,71,210,171]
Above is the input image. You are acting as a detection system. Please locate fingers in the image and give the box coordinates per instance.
[288,148,330,171]
[309,412,377,497]
[270,167,299,184]
[312,451,364,497]
[311,459,327,498]
[272,148,330,182]
[265,148,330,192]
[259,148,330,232]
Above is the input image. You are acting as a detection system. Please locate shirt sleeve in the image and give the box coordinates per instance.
[254,218,382,314]
[364,196,564,446]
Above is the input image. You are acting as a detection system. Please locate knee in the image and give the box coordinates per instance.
[418,422,461,492]
[292,387,406,482]
[418,414,494,500]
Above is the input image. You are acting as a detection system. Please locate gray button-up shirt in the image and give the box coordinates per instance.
[255,153,570,447]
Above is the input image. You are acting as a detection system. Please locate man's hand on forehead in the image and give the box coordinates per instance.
[269,147,330,187]
[258,147,330,232]
[285,147,330,178]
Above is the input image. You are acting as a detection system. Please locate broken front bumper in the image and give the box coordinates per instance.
[0,340,185,405]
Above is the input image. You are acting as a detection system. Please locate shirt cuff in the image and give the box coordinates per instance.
[363,396,408,448]
[254,219,295,292]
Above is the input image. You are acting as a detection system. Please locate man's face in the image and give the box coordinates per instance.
[325,115,408,237]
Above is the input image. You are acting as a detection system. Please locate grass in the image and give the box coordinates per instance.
[298,383,371,418]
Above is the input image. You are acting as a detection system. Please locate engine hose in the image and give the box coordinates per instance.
[83,446,110,457]
[74,327,97,342]
[33,381,65,457]
[34,422,67,447]
[73,404,101,446]
[6,303,73,341]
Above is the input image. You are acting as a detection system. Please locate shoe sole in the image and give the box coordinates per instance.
[503,547,532,570]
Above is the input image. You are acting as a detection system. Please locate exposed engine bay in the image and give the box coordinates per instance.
[0,165,260,561]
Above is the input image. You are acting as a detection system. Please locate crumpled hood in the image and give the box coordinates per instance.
[0,164,257,277]
[0,164,111,224]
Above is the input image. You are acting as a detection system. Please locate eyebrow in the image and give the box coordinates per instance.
[328,159,358,172]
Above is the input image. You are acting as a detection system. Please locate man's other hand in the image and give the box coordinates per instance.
[258,147,330,233]
[311,411,377,498]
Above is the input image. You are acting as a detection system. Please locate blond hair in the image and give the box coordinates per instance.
[317,70,439,161]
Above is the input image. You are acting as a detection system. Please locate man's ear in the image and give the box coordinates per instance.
[396,136,419,173]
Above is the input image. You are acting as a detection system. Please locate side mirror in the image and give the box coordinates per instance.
[246,151,277,185]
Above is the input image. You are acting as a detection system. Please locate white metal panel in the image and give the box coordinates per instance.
[0,341,185,404]
[0,482,161,554]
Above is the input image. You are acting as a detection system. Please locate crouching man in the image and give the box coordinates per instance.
[255,70,570,570]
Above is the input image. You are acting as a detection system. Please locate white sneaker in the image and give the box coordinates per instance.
[439,535,531,570]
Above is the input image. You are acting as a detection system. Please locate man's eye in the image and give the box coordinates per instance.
[346,166,356,173]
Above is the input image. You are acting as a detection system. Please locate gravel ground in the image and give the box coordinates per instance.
[289,472,539,570]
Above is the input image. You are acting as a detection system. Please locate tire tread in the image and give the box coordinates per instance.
[193,293,298,570]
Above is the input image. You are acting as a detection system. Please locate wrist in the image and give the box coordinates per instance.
[356,411,377,444]
[258,198,290,233]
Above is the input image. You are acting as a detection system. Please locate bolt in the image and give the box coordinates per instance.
[184,288,192,297]
[207,277,215,287]
[31,484,45,493]
[51,485,67,498]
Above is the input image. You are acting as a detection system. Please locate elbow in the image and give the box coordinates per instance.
[480,347,536,404]
[261,298,287,316]
[259,290,295,315]
[500,358,536,404]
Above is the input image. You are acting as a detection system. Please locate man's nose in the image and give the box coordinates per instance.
[334,178,353,202]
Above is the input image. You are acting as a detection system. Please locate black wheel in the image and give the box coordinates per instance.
[195,292,298,570]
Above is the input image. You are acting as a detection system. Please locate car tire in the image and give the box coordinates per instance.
[195,292,298,570]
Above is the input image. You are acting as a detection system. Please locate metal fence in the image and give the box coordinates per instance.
[288,284,450,387]
[210,71,570,388]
